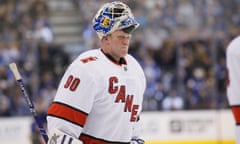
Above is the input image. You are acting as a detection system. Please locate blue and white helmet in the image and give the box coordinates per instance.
[92,1,139,39]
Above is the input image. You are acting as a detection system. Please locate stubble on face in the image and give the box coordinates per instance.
[108,30,131,60]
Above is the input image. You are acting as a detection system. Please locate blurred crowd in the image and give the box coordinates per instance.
[77,0,239,111]
[0,0,240,120]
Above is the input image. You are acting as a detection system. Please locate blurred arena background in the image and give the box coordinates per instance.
[0,0,239,143]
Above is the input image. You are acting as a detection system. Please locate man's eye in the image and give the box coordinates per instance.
[118,36,124,39]
[118,36,130,40]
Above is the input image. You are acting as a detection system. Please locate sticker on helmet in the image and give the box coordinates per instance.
[101,17,111,27]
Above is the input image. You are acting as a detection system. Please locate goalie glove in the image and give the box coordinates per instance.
[130,137,144,144]
[48,129,83,144]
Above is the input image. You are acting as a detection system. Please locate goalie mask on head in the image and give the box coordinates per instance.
[92,1,139,39]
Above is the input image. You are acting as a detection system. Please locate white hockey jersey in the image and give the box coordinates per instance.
[226,36,240,144]
[227,36,240,105]
[47,48,146,144]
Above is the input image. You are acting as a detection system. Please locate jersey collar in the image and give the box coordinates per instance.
[100,49,127,65]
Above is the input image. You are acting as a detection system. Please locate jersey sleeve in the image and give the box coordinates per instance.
[129,55,147,138]
[132,78,146,139]
[227,37,240,105]
[226,36,240,144]
[47,56,97,139]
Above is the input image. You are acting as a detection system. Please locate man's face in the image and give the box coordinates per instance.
[107,30,132,60]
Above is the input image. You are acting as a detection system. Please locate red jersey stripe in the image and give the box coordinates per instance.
[47,102,88,127]
[231,105,240,125]
[79,133,130,144]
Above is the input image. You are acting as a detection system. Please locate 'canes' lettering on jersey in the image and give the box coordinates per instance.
[109,76,139,122]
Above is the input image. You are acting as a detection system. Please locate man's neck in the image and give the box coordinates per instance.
[101,49,126,64]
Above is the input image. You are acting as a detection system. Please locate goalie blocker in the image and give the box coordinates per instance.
[48,129,83,144]
[47,129,144,144]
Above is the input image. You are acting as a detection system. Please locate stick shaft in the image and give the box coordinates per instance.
[9,63,49,143]
[17,79,49,143]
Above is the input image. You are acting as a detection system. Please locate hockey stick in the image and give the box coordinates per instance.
[9,63,49,144]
